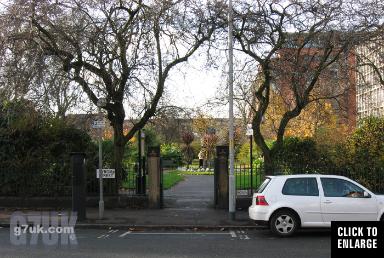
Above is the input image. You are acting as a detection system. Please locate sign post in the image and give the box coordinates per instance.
[95,98,107,220]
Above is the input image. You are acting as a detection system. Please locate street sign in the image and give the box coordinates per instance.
[237,190,249,196]
[96,169,115,178]
[92,120,105,129]
[246,123,253,136]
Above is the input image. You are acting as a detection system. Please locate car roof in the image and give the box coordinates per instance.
[266,174,349,179]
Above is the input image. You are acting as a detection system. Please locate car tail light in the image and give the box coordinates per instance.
[255,196,269,206]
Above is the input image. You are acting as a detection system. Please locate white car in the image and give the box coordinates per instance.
[248,174,384,237]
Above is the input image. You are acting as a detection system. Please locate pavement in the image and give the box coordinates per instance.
[164,175,214,209]
[0,175,256,230]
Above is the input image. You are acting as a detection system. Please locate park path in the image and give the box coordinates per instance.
[164,175,214,209]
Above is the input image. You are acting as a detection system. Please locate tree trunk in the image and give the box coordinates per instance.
[252,115,276,175]
[112,121,125,192]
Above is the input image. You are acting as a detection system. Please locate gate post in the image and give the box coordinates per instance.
[147,146,161,209]
[71,152,86,221]
[214,146,229,209]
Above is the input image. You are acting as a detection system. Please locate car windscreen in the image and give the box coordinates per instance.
[256,177,271,193]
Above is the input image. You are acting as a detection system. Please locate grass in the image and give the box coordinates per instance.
[121,170,262,190]
[235,174,262,190]
[163,171,184,189]
[121,170,184,190]
[178,170,263,190]
[183,171,214,175]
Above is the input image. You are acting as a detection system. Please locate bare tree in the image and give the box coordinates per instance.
[0,3,81,118]
[232,0,384,172]
[1,0,224,184]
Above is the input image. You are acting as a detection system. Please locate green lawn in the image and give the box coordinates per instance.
[121,170,184,190]
[235,174,262,190]
[121,170,262,190]
[163,171,184,189]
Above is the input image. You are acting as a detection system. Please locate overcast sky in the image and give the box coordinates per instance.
[166,55,228,117]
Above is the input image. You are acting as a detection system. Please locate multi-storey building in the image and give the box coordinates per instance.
[267,32,357,131]
[356,38,384,120]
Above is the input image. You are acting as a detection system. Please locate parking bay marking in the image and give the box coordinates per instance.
[119,231,132,238]
[235,230,250,240]
[118,231,250,240]
[121,232,230,235]
[97,234,111,239]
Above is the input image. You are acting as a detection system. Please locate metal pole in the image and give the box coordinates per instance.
[137,130,142,194]
[140,131,146,194]
[228,0,236,220]
[250,135,253,195]
[98,109,104,220]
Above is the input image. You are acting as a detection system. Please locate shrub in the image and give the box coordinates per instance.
[272,137,329,173]
[161,143,183,166]
[0,100,97,197]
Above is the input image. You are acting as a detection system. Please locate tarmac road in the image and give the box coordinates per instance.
[0,226,331,258]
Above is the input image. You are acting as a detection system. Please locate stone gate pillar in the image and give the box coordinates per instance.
[147,146,161,209]
[214,146,229,209]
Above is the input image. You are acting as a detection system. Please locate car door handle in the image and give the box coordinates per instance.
[323,200,332,204]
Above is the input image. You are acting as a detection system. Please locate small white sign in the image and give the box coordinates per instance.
[96,169,115,178]
[92,120,105,129]
[246,124,253,136]
[237,190,249,196]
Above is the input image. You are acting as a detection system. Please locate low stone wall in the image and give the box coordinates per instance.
[236,197,252,210]
[0,195,148,209]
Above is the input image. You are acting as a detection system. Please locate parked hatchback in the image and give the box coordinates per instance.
[248,175,384,237]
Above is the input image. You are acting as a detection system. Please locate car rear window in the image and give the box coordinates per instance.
[282,178,319,196]
[256,178,271,193]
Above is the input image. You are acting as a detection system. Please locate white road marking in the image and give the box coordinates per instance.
[122,232,230,235]
[97,234,110,239]
[119,231,132,238]
[108,229,119,233]
[229,230,237,238]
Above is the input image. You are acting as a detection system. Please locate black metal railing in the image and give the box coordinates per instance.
[0,158,119,197]
[234,164,384,195]
[235,164,264,196]
[277,165,384,194]
[119,163,139,196]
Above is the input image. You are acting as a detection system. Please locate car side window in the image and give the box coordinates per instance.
[282,178,319,196]
[321,178,365,198]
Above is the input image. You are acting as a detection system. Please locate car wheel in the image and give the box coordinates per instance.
[270,210,299,237]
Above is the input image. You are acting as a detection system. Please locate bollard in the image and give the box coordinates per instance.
[71,152,86,221]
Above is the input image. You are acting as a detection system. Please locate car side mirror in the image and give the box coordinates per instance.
[364,191,370,198]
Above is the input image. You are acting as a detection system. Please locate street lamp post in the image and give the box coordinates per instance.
[228,0,236,220]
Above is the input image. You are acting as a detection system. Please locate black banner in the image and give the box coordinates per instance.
[331,221,384,258]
